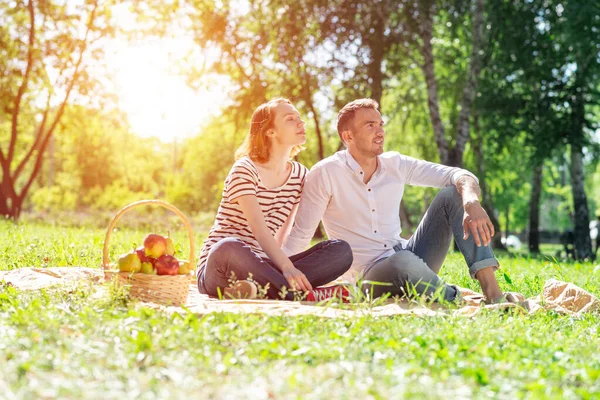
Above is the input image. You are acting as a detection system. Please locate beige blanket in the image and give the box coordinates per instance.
[1,267,598,317]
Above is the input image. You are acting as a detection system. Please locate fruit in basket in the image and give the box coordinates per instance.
[154,254,179,275]
[118,252,142,272]
[140,261,156,275]
[165,237,175,256]
[143,234,167,258]
[178,260,192,275]
[135,246,151,263]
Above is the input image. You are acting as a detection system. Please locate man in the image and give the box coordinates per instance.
[283,98,504,303]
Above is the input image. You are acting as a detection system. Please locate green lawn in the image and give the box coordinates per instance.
[1,220,599,399]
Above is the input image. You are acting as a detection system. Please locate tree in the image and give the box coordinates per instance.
[396,0,486,167]
[480,0,600,258]
[0,0,115,220]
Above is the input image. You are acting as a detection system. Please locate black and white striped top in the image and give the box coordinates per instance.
[197,157,308,273]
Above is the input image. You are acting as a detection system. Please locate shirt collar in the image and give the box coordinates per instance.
[343,150,387,177]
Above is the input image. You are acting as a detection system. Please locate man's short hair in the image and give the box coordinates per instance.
[336,98,380,143]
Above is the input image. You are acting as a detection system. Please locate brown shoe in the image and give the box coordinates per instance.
[223,280,258,299]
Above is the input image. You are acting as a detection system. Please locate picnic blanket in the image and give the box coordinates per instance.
[1,267,598,317]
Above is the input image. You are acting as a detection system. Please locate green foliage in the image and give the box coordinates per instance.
[24,106,166,213]
[166,118,241,213]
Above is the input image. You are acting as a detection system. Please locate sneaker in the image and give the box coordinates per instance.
[305,285,351,303]
[449,284,463,305]
[223,280,258,299]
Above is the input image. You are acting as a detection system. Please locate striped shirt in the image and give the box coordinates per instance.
[197,157,308,273]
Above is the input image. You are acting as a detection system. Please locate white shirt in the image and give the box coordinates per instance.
[282,150,478,282]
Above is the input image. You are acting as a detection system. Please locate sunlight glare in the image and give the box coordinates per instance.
[104,13,230,142]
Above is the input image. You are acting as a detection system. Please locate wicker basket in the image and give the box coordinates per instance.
[102,199,196,306]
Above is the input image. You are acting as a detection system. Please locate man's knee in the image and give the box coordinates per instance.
[437,185,461,204]
[387,251,430,282]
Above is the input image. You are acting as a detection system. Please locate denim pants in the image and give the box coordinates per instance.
[361,186,499,302]
[198,238,353,300]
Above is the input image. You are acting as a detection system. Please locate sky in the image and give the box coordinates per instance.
[102,5,231,142]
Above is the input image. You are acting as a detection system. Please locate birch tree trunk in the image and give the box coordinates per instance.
[450,0,485,167]
[420,1,448,164]
[473,113,504,249]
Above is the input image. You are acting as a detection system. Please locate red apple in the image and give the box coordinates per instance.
[143,234,167,258]
[135,246,151,263]
[154,254,179,276]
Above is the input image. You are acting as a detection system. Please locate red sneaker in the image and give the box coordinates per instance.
[305,285,351,303]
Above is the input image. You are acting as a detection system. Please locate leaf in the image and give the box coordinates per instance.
[503,272,513,285]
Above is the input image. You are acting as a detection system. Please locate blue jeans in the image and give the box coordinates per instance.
[198,238,353,300]
[361,186,499,302]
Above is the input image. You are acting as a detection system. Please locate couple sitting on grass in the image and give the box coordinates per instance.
[197,98,506,304]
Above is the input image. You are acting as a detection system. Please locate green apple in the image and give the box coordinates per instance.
[118,252,141,273]
[166,237,175,256]
[140,261,156,275]
[178,260,191,275]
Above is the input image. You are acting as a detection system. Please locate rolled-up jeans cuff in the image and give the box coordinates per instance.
[469,258,500,279]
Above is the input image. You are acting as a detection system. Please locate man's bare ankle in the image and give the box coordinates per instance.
[475,266,502,303]
[483,289,504,304]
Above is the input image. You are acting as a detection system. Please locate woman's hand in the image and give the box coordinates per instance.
[281,263,312,292]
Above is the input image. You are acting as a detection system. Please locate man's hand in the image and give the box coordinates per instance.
[463,200,495,247]
[281,263,313,292]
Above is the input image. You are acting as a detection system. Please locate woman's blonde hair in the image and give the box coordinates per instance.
[235,97,304,163]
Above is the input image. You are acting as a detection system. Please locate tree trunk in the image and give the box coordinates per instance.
[306,100,324,161]
[0,180,11,217]
[528,163,543,254]
[570,143,592,260]
[505,205,510,240]
[450,0,485,168]
[367,21,385,109]
[301,69,325,160]
[0,166,19,219]
[48,134,55,186]
[420,2,449,164]
[473,112,505,249]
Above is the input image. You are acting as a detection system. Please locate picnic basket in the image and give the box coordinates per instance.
[102,199,195,306]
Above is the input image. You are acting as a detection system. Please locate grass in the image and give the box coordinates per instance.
[1,219,599,399]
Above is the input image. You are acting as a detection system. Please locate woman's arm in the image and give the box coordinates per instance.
[274,202,299,248]
[236,195,312,291]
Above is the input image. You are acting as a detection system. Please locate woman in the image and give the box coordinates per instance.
[197,98,353,300]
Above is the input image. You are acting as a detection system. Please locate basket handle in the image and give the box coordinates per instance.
[102,199,196,274]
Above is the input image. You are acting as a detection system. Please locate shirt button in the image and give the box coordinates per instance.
[372,209,375,212]
[360,171,363,175]
[368,189,371,192]
[384,244,387,248]
[374,230,377,233]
